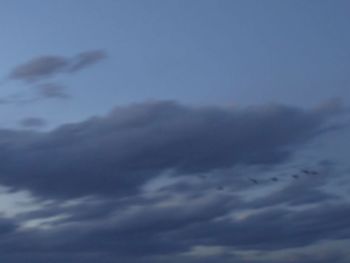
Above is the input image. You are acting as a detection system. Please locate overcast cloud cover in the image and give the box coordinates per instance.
[0,1,349,262]
[0,100,348,263]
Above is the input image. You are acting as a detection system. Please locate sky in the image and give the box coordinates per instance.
[0,1,349,262]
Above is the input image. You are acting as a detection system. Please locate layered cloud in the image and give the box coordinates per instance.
[0,100,347,263]
[1,192,350,263]
[0,100,339,199]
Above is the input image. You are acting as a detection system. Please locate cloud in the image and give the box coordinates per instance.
[177,203,350,251]
[19,117,47,128]
[36,83,69,99]
[0,94,39,105]
[0,99,348,262]
[69,50,107,73]
[0,100,340,199]
[0,82,69,106]
[1,49,106,104]
[8,56,69,83]
[7,49,107,84]
[1,191,350,263]
[0,217,18,236]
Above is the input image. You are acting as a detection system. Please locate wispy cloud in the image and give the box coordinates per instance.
[69,50,108,73]
[8,56,69,83]
[7,49,107,84]
[36,83,69,99]
[0,49,107,104]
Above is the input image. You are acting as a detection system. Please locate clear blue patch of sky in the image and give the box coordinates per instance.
[0,0,349,127]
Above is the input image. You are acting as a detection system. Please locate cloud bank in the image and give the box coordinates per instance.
[0,100,338,199]
[0,100,347,263]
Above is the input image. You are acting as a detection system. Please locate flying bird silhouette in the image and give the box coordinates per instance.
[302,169,319,176]
[216,185,224,191]
[249,178,258,184]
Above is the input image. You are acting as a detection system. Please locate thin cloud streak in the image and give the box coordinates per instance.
[6,49,107,84]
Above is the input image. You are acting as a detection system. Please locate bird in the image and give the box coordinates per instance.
[270,177,278,182]
[216,185,224,191]
[292,174,299,179]
[301,169,312,175]
[302,169,319,175]
[249,178,258,184]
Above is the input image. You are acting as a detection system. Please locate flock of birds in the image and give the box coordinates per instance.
[209,168,321,191]
[248,169,319,185]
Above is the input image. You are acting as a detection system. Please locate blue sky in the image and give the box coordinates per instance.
[1,0,350,126]
[0,1,349,263]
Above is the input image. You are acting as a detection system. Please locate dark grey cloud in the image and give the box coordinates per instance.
[1,193,235,258]
[0,100,340,199]
[69,50,107,73]
[7,49,107,84]
[36,83,69,99]
[1,50,106,104]
[0,217,18,236]
[279,250,349,263]
[250,187,337,208]
[1,191,350,263]
[175,203,350,251]
[0,100,347,262]
[0,83,69,106]
[8,56,69,83]
[20,117,47,128]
